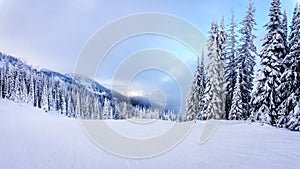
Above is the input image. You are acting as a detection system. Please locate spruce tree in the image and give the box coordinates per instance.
[282,10,288,42]
[251,0,287,125]
[186,51,206,121]
[229,69,243,120]
[41,74,49,112]
[225,11,238,118]
[278,4,300,129]
[236,0,257,119]
[204,22,225,119]
[198,51,207,119]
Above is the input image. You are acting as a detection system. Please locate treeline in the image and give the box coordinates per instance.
[0,54,177,121]
[186,0,300,131]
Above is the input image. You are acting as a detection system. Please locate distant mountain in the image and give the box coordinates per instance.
[0,52,174,120]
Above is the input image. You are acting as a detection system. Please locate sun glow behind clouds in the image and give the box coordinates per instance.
[124,90,145,97]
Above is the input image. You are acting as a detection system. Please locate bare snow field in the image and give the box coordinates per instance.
[0,99,299,169]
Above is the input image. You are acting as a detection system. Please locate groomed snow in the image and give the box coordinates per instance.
[0,99,299,169]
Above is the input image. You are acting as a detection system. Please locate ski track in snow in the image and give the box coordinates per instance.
[0,99,299,169]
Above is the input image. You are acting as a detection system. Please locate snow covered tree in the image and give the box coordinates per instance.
[13,66,21,102]
[60,87,67,115]
[277,3,300,129]
[219,17,227,62]
[102,98,111,119]
[27,70,35,105]
[0,66,3,98]
[52,83,59,111]
[198,52,207,119]
[8,67,16,100]
[82,92,90,119]
[186,51,206,121]
[282,10,288,42]
[236,0,257,119]
[47,75,54,111]
[74,87,81,118]
[121,101,128,119]
[2,58,9,98]
[41,74,49,112]
[91,96,99,119]
[66,91,74,117]
[229,69,243,120]
[219,17,226,119]
[225,11,238,118]
[286,102,300,131]
[34,73,41,108]
[251,0,288,125]
[203,22,226,120]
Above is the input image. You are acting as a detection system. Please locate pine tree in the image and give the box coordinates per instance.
[186,67,199,121]
[0,56,7,99]
[66,91,74,117]
[47,76,53,111]
[34,73,41,108]
[0,66,3,98]
[103,98,110,119]
[236,0,257,119]
[198,51,207,119]
[277,4,300,129]
[219,17,227,62]
[282,10,288,43]
[28,69,35,105]
[122,101,128,119]
[286,102,300,131]
[94,97,101,119]
[74,87,81,118]
[4,58,10,99]
[16,61,26,103]
[229,69,243,120]
[20,75,27,103]
[251,0,287,125]
[60,87,67,115]
[219,18,226,119]
[41,74,49,112]
[8,67,16,100]
[204,22,225,120]
[14,67,21,102]
[186,51,206,121]
[225,11,238,118]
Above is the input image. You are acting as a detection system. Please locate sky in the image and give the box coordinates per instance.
[0,0,297,111]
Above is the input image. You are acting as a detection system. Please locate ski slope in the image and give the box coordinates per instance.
[0,99,299,169]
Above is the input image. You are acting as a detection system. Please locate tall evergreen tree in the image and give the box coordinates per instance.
[103,98,110,119]
[225,11,238,118]
[14,64,21,102]
[41,74,49,112]
[251,0,288,125]
[219,17,227,62]
[204,22,225,119]
[229,69,243,120]
[282,10,288,42]
[236,0,257,119]
[60,87,67,115]
[28,70,35,105]
[0,66,3,98]
[277,3,300,129]
[198,51,207,119]
[186,51,206,121]
[219,17,227,119]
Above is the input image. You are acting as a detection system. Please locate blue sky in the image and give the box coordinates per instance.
[0,0,297,111]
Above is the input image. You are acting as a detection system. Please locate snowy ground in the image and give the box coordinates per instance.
[0,99,300,169]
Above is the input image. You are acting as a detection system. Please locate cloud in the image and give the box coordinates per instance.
[124,90,145,97]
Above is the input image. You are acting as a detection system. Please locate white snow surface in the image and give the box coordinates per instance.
[0,99,300,169]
